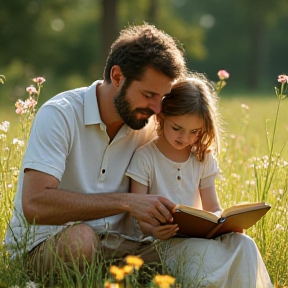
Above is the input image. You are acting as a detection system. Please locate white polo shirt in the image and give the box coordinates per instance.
[5,80,156,254]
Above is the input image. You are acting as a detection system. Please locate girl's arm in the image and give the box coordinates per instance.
[200,185,222,216]
[130,179,178,239]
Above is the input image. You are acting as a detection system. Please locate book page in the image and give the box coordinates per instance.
[221,202,271,218]
[174,204,219,223]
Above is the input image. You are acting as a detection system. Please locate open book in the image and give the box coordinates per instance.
[172,202,271,239]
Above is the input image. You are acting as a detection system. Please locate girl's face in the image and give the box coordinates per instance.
[162,114,203,150]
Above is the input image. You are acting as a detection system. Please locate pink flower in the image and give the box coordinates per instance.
[278,75,288,84]
[33,77,46,85]
[218,70,230,80]
[25,97,37,108]
[26,86,38,95]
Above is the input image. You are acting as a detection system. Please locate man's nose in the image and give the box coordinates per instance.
[150,99,162,115]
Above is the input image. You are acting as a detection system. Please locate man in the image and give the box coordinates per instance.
[5,23,187,277]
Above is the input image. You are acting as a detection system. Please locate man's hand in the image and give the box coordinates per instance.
[127,194,176,227]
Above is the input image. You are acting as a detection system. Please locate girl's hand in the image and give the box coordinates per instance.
[151,224,179,240]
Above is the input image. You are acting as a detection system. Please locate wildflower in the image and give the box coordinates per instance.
[241,103,249,110]
[33,77,46,85]
[26,86,38,95]
[0,121,10,133]
[104,281,119,288]
[277,74,288,84]
[154,275,175,288]
[25,281,40,288]
[217,70,230,80]
[110,265,125,281]
[12,138,25,147]
[125,255,144,270]
[25,97,37,108]
[122,265,133,274]
[15,99,26,115]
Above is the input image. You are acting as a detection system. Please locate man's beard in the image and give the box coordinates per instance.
[113,82,155,130]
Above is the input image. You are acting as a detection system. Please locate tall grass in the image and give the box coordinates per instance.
[0,78,288,287]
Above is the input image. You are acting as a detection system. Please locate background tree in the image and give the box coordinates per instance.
[1,0,287,105]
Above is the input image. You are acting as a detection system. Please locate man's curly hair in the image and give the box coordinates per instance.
[103,23,187,85]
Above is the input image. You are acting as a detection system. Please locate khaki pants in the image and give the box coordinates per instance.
[26,231,160,280]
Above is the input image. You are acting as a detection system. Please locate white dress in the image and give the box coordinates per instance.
[126,140,273,288]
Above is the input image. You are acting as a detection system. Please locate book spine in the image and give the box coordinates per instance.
[205,218,226,239]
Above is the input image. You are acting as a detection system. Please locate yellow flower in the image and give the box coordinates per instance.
[125,255,144,270]
[154,274,175,288]
[104,281,120,288]
[109,265,125,281]
[122,265,133,275]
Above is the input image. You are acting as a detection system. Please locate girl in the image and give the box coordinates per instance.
[126,76,273,288]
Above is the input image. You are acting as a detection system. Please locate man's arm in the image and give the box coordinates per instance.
[22,169,175,227]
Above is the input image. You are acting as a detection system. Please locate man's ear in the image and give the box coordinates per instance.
[110,65,124,88]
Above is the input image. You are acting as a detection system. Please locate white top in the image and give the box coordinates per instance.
[5,80,156,254]
[126,140,220,209]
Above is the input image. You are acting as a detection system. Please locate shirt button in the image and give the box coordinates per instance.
[102,169,106,174]
[177,176,181,180]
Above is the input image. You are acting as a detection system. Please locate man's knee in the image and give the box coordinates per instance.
[57,223,99,262]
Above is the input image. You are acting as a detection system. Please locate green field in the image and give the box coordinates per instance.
[1,89,288,287]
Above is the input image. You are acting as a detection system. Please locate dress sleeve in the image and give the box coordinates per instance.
[199,152,220,189]
[22,102,73,181]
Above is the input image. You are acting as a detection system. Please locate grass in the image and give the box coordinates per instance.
[1,84,288,287]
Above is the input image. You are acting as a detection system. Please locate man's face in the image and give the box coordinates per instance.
[114,67,173,130]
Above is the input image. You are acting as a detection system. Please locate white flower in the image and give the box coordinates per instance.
[25,281,41,288]
[0,121,10,132]
[12,138,25,147]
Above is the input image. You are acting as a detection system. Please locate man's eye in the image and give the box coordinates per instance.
[143,93,151,98]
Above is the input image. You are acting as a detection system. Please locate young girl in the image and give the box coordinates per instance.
[126,76,273,287]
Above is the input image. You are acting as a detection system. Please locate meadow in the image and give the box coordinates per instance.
[0,78,288,287]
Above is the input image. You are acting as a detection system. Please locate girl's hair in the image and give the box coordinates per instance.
[158,74,222,162]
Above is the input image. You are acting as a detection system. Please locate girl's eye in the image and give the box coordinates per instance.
[172,127,180,131]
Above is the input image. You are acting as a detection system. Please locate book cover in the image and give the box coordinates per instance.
[172,202,271,239]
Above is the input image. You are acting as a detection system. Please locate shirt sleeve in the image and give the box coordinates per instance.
[126,148,151,187]
[22,101,73,181]
[199,152,220,189]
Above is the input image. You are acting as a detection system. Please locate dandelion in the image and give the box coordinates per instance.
[217,70,230,80]
[153,275,175,288]
[125,255,144,270]
[0,121,10,133]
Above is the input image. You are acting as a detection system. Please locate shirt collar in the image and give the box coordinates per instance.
[84,80,103,125]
